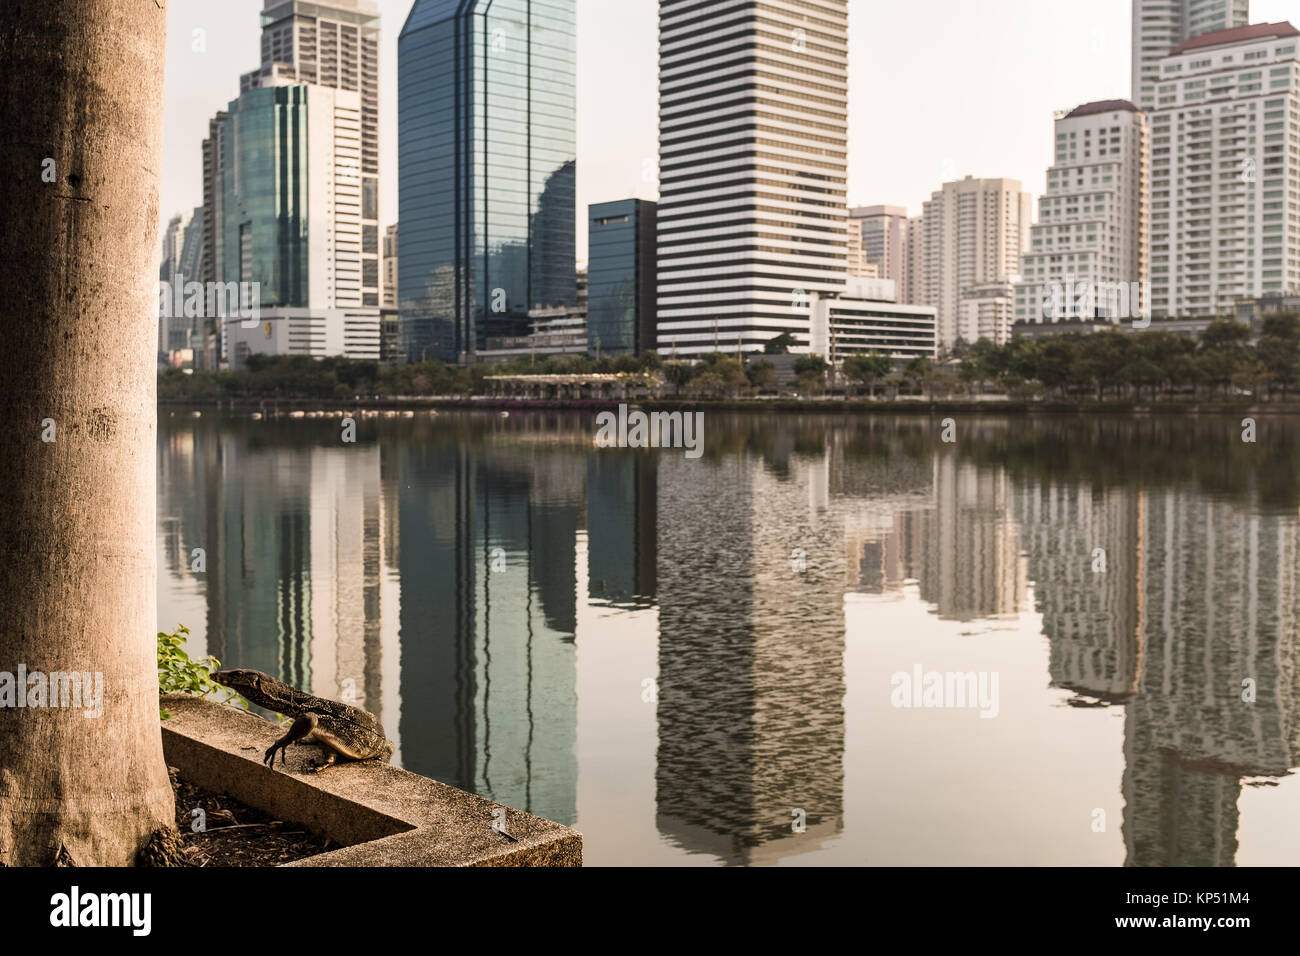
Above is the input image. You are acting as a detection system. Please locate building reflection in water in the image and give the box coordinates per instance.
[587,453,657,609]
[655,438,847,863]
[1124,493,1300,866]
[393,430,584,826]
[157,413,1300,865]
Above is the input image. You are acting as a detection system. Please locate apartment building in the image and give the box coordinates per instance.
[1149,22,1300,316]
[1015,100,1149,325]
[919,177,1033,350]
[1133,0,1250,109]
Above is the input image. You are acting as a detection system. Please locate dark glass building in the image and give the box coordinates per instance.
[221,86,310,308]
[398,0,577,364]
[217,83,368,312]
[586,199,657,356]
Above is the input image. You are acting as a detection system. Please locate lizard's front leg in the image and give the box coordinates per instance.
[264,713,318,768]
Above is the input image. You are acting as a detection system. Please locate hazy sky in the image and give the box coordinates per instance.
[161,0,1296,257]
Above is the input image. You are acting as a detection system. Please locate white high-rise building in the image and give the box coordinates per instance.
[1133,0,1250,110]
[919,177,1033,350]
[159,212,190,281]
[1015,100,1149,325]
[1150,22,1300,316]
[904,214,924,306]
[158,212,190,356]
[242,0,381,308]
[846,219,869,277]
[849,205,911,293]
[158,208,206,359]
[382,222,398,308]
[656,0,849,356]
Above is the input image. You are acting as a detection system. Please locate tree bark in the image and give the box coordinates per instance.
[0,0,172,865]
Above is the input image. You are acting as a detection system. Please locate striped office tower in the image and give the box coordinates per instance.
[656,0,849,356]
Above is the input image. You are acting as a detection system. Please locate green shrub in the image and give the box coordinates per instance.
[157,624,247,719]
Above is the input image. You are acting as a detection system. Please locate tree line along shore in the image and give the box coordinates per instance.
[159,315,1300,408]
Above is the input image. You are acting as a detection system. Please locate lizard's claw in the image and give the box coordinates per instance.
[263,743,284,767]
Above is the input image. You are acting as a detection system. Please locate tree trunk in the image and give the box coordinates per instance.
[0,0,172,865]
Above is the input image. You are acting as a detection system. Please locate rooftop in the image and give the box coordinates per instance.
[1168,21,1299,56]
[1065,99,1140,118]
[849,204,909,219]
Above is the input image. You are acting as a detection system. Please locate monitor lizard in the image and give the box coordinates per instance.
[213,668,394,773]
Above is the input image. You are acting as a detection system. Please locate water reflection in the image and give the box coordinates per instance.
[157,412,1300,865]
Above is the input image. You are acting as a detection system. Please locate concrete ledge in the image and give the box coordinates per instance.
[160,694,582,867]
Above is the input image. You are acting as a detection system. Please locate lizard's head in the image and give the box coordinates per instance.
[211,668,285,707]
[212,668,309,714]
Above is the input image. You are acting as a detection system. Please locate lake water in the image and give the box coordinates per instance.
[157,409,1300,865]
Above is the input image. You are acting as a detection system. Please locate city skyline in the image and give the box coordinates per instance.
[16,0,1300,887]
[157,0,1298,260]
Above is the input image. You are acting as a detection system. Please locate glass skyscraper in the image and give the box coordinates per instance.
[218,83,366,310]
[587,199,657,356]
[221,86,311,308]
[399,0,577,364]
